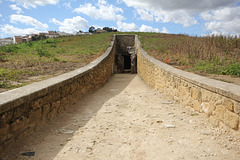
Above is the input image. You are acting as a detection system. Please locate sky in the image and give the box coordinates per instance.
[0,0,240,38]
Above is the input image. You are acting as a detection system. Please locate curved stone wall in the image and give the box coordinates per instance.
[0,36,116,153]
[136,36,240,132]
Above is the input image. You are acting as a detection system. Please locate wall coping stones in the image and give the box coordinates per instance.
[0,37,115,114]
[136,36,240,103]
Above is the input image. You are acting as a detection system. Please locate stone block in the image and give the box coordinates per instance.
[28,108,41,129]
[0,123,9,136]
[193,100,201,112]
[41,104,51,124]
[234,102,240,115]
[1,111,13,123]
[52,100,61,110]
[10,116,27,132]
[47,108,58,121]
[42,94,52,104]
[215,105,225,122]
[202,89,212,102]
[30,98,43,111]
[224,110,239,130]
[224,98,234,111]
[201,102,214,116]
[191,87,202,102]
[13,104,29,120]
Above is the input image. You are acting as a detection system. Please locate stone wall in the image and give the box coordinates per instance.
[136,36,240,132]
[115,35,136,73]
[0,37,116,154]
[116,35,135,55]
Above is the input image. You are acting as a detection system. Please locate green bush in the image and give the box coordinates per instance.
[221,63,240,76]
[37,47,53,57]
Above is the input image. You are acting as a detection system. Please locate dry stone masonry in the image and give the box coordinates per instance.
[136,35,240,132]
[0,37,116,154]
[115,35,137,73]
[1,34,240,156]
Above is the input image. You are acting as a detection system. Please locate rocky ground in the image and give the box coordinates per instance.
[2,74,240,160]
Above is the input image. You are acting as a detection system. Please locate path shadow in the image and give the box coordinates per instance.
[2,74,136,160]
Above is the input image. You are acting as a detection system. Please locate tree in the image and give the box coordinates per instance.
[89,26,96,33]
[103,27,117,32]
[31,35,47,41]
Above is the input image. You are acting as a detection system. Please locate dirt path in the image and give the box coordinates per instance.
[2,74,240,160]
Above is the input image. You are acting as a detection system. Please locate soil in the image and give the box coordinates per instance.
[2,74,240,160]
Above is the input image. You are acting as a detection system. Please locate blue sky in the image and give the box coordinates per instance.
[0,0,240,38]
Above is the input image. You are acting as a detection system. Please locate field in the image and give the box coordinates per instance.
[0,33,113,92]
[138,33,240,82]
[0,32,239,92]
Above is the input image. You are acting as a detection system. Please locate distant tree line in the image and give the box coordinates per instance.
[102,27,118,32]
[32,35,48,41]
[88,26,117,33]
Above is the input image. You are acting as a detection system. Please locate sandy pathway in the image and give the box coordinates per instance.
[2,74,240,160]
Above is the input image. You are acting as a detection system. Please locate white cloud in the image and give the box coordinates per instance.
[201,6,240,34]
[0,14,2,17]
[122,0,239,11]
[10,0,59,8]
[10,14,48,29]
[136,9,153,21]
[139,25,168,33]
[63,2,71,9]
[201,6,240,21]
[117,21,138,31]
[51,18,62,25]
[153,10,197,27]
[50,16,88,33]
[122,0,239,27]
[74,0,124,21]
[116,0,123,4]
[0,24,42,36]
[9,4,24,14]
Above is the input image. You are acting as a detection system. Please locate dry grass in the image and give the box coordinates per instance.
[138,33,240,76]
[0,33,113,91]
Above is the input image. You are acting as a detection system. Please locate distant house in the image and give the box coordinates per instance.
[13,35,31,44]
[0,38,13,46]
[47,31,59,38]
[13,36,23,44]
[39,31,59,38]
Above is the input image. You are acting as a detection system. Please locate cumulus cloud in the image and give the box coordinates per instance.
[10,0,59,8]
[0,24,42,36]
[9,4,24,14]
[0,14,2,17]
[122,0,238,11]
[136,9,153,21]
[202,6,240,34]
[122,0,239,27]
[117,21,138,31]
[50,16,88,33]
[74,0,124,21]
[10,14,48,29]
[201,6,240,21]
[139,25,168,33]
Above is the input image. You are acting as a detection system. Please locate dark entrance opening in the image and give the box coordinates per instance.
[115,35,137,74]
[124,55,131,70]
